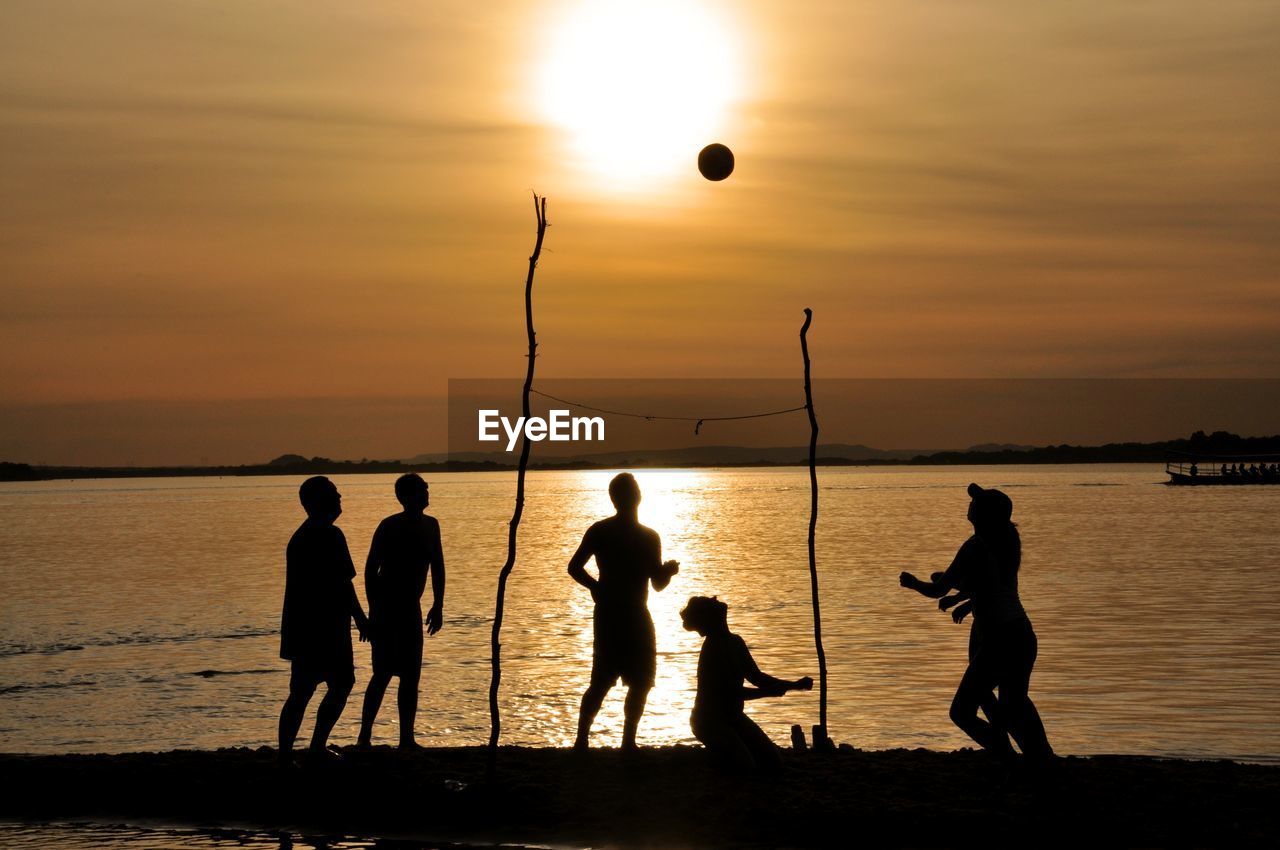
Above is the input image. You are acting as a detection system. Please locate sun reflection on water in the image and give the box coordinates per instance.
[5,467,1278,762]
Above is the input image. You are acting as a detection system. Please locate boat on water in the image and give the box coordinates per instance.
[1166,452,1280,485]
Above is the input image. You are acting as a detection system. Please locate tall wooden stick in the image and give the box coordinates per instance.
[800,307,829,738]
[488,194,548,762]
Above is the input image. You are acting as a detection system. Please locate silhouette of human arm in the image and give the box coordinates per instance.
[899,571,952,598]
[743,677,814,701]
[741,638,811,697]
[901,545,970,598]
[939,592,969,612]
[363,524,383,615]
[567,529,601,601]
[950,600,974,624]
[426,517,445,636]
[349,583,370,641]
[339,532,369,641]
[649,531,679,592]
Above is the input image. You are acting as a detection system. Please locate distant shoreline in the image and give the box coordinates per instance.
[0,456,1165,482]
[0,746,1274,846]
[4,431,1276,481]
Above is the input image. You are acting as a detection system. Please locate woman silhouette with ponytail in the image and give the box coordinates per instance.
[901,483,1053,767]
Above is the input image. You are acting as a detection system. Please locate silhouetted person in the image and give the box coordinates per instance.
[278,476,369,765]
[357,473,445,750]
[680,596,811,771]
[937,589,1000,726]
[900,483,1053,767]
[568,472,679,751]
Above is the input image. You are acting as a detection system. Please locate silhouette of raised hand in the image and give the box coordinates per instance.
[652,559,679,591]
[794,676,814,691]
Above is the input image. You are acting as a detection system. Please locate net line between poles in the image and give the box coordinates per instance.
[529,389,807,435]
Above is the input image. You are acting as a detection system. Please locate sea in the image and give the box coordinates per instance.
[1,465,1277,769]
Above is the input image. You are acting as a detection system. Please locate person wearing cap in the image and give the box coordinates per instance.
[899,483,1053,766]
[680,595,812,771]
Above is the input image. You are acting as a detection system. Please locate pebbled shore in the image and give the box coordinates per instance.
[1,745,1277,847]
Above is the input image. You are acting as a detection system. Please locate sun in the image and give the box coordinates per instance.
[537,0,742,188]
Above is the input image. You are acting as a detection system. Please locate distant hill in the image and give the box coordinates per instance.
[406,443,942,467]
[5,431,1277,481]
[0,456,499,482]
[0,462,40,481]
[964,443,1039,453]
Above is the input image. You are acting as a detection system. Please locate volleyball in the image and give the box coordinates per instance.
[698,143,735,181]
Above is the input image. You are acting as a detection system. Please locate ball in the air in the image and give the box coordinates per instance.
[698,143,735,181]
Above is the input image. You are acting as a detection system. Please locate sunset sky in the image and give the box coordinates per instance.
[2,1,1278,464]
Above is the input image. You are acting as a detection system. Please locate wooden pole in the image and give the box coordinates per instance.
[800,307,829,744]
[488,194,548,764]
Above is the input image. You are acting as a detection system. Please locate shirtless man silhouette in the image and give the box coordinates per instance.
[568,473,679,751]
[356,473,445,749]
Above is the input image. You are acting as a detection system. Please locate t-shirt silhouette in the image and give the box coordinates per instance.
[944,534,1025,626]
[280,521,357,668]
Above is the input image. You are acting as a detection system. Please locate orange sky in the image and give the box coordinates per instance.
[2,1,1278,463]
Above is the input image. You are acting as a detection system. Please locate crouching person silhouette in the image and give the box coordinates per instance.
[680,596,812,771]
[278,476,369,765]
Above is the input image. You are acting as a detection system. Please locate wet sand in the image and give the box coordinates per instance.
[1,746,1276,847]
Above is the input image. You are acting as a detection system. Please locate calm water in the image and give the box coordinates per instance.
[1,466,1277,763]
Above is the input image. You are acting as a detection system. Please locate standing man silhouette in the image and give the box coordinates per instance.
[278,476,369,765]
[357,473,445,750]
[568,473,680,751]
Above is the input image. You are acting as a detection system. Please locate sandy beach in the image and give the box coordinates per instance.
[2,746,1276,847]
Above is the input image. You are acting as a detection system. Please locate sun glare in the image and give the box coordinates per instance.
[537,0,742,189]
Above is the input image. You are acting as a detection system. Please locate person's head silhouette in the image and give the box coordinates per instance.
[680,595,729,636]
[966,482,1020,571]
[608,472,641,514]
[966,482,1012,526]
[394,473,429,512]
[299,476,341,523]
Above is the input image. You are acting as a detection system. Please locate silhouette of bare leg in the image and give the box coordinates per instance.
[621,685,649,750]
[358,670,392,746]
[950,666,1015,760]
[278,676,318,761]
[397,669,420,748]
[694,721,756,770]
[575,679,612,750]
[996,633,1054,763]
[309,675,353,753]
[737,715,782,772]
